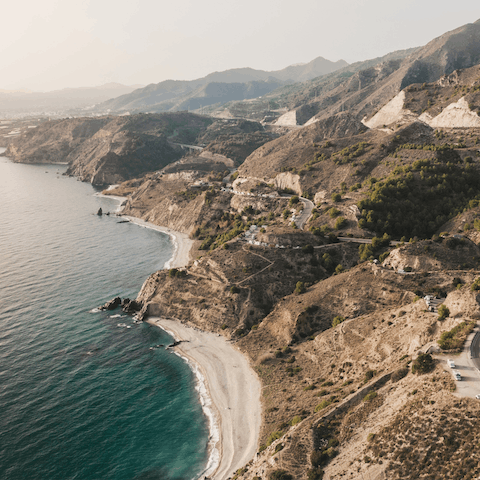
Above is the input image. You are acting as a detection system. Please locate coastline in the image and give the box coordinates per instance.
[119,215,194,270]
[102,191,262,479]
[148,318,262,480]
[97,190,194,269]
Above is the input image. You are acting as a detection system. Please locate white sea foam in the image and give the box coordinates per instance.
[89,308,100,313]
[109,314,124,318]
[156,325,221,479]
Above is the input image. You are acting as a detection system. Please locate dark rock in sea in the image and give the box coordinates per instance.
[122,299,142,313]
[97,208,103,216]
[99,296,121,311]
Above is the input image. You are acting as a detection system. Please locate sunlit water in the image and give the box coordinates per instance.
[0,151,209,480]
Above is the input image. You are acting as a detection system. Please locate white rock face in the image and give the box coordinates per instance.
[273,172,302,195]
[274,110,297,126]
[428,97,480,128]
[363,91,417,128]
[304,115,319,126]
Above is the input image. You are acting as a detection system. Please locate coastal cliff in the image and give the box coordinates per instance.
[4,112,213,185]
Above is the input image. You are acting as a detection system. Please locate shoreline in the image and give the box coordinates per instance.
[100,191,261,479]
[148,318,262,480]
[97,191,194,269]
[119,215,194,269]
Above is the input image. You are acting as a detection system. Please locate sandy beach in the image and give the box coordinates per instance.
[148,318,262,480]
[105,195,262,478]
[119,215,195,269]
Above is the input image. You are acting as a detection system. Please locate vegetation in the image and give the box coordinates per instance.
[471,277,480,291]
[332,316,345,328]
[334,216,347,230]
[294,281,306,295]
[438,321,476,350]
[363,391,378,402]
[269,470,293,480]
[437,304,450,321]
[391,367,409,382]
[315,399,332,412]
[358,156,480,239]
[412,353,435,374]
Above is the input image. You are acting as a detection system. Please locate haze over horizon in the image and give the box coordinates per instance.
[2,0,479,92]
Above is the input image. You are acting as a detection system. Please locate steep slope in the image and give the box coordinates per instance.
[218,19,480,125]
[4,112,214,184]
[365,63,480,129]
[96,56,347,114]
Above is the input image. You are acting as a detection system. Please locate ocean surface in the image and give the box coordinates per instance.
[0,151,209,480]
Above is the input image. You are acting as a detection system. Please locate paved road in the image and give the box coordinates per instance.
[296,197,314,230]
[445,326,480,400]
[170,143,204,151]
[337,237,402,246]
[471,330,480,369]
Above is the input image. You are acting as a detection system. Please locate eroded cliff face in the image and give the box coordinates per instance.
[4,112,213,185]
[4,117,111,164]
[121,173,207,235]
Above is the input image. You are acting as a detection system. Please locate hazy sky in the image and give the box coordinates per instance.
[2,0,479,91]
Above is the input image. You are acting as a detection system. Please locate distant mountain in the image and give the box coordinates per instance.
[229,18,480,125]
[97,56,348,114]
[0,83,143,117]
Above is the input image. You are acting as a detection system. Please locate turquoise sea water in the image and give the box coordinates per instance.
[0,151,209,480]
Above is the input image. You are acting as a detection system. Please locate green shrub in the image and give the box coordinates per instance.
[412,353,435,374]
[273,443,284,454]
[315,400,332,412]
[359,244,374,261]
[331,193,341,202]
[230,286,240,294]
[289,196,300,206]
[332,316,345,327]
[471,278,480,291]
[266,431,284,446]
[378,251,390,262]
[363,391,378,402]
[269,470,293,480]
[328,207,341,218]
[294,281,306,295]
[438,321,476,350]
[334,217,347,230]
[290,415,302,426]
[335,264,344,274]
[437,304,450,321]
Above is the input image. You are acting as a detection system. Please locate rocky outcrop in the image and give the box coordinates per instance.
[5,112,213,185]
[99,297,121,311]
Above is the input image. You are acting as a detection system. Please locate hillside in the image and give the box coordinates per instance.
[4,113,214,184]
[8,16,480,480]
[96,57,347,114]
[214,19,480,126]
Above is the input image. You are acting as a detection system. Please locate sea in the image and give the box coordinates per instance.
[0,149,210,480]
